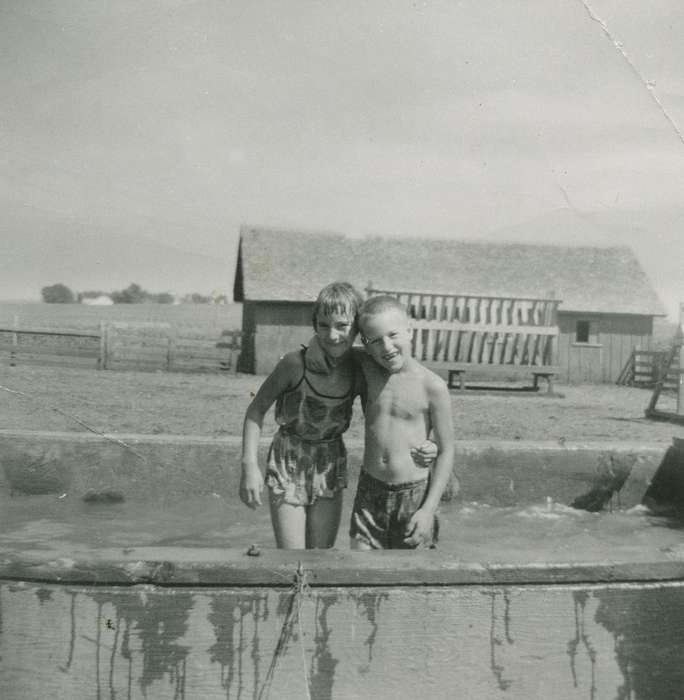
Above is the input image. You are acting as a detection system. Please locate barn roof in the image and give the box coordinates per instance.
[233,226,666,316]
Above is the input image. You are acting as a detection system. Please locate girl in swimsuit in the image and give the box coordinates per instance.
[239,282,365,548]
[239,281,436,549]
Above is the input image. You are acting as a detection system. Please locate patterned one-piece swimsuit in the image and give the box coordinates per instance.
[266,350,356,506]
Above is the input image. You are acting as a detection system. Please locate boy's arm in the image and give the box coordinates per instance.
[404,376,455,546]
[239,352,301,509]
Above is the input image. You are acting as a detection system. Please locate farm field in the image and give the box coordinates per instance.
[1,364,683,444]
[0,301,242,336]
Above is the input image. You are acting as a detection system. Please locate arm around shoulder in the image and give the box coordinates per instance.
[422,374,456,511]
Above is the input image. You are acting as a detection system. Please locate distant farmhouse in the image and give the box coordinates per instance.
[233,226,666,383]
[80,293,114,306]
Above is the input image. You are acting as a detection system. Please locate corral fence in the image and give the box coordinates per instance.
[0,318,242,373]
[616,349,674,389]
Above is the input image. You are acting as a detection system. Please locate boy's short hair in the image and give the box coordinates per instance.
[312,282,364,329]
[358,295,408,332]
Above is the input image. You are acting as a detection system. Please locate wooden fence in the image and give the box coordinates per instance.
[617,349,677,390]
[0,320,241,373]
[366,286,560,367]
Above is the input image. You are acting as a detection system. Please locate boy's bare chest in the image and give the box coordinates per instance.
[366,373,428,421]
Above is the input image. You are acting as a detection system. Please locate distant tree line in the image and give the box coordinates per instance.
[40,283,228,304]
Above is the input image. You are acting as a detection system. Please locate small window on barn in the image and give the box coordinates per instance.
[576,320,590,343]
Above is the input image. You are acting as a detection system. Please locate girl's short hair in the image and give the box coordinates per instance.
[312,282,364,329]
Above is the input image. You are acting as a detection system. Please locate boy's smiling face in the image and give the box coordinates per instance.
[360,308,412,372]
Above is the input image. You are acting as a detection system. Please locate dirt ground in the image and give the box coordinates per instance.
[2,364,684,445]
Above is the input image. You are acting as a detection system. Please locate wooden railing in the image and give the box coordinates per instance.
[102,322,242,372]
[0,326,101,367]
[0,322,242,373]
[366,286,560,366]
[617,349,675,389]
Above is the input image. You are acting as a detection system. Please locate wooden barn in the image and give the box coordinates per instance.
[233,226,666,383]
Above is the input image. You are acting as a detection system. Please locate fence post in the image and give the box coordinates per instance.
[98,321,105,369]
[104,322,112,369]
[10,315,18,367]
[166,328,176,371]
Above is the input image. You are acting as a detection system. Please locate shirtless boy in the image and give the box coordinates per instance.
[350,295,455,549]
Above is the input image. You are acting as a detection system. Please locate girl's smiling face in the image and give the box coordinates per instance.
[315,311,357,361]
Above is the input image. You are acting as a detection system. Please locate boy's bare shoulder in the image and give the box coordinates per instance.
[416,362,449,395]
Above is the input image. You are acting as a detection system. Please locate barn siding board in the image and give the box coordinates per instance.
[557,332,570,383]
[254,302,313,374]
[237,301,256,373]
[243,306,659,381]
[554,312,655,384]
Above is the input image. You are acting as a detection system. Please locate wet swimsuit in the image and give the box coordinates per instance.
[349,471,439,549]
[265,349,358,506]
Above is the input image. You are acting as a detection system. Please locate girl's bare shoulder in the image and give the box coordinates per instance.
[271,349,305,385]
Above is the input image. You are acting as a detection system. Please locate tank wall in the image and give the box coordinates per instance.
[0,430,666,508]
[3,579,684,700]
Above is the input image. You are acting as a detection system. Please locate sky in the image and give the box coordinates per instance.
[1,0,684,317]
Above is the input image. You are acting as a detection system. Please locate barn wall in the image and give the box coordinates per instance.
[557,312,654,384]
[245,303,656,382]
[237,301,256,373]
[254,301,314,374]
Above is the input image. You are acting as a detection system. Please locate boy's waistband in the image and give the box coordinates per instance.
[358,469,429,492]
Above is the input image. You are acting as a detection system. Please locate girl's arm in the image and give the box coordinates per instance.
[239,352,302,509]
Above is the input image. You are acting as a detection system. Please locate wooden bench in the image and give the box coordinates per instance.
[424,362,559,394]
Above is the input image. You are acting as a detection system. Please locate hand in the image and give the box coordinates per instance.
[410,439,438,468]
[403,507,436,547]
[304,335,332,374]
[240,464,264,509]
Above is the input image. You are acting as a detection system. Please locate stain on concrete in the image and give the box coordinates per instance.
[484,590,514,691]
[208,592,269,699]
[2,445,71,494]
[567,590,597,699]
[309,596,339,700]
[594,586,684,700]
[35,587,53,604]
[355,591,389,663]
[571,452,637,512]
[86,589,193,699]
[59,592,78,673]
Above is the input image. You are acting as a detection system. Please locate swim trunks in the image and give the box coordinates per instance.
[349,471,439,549]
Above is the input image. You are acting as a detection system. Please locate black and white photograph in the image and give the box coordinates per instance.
[2,2,684,698]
